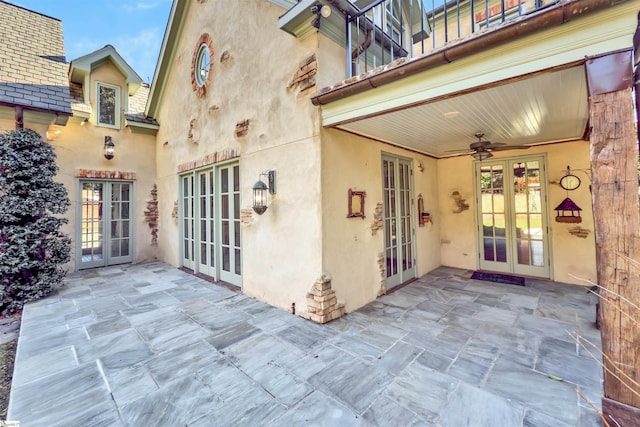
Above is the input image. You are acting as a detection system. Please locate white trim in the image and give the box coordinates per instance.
[96,81,121,129]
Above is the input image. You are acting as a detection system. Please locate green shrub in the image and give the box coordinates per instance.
[0,129,70,315]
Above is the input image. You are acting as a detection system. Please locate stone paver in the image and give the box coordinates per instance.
[8,262,602,426]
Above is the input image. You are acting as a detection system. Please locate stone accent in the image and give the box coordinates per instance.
[177,149,239,173]
[76,169,136,180]
[306,274,345,324]
[240,208,253,224]
[569,226,590,238]
[370,202,383,236]
[288,54,317,96]
[235,119,250,138]
[188,118,199,143]
[144,184,159,245]
[220,50,231,63]
[377,253,386,296]
[171,200,179,225]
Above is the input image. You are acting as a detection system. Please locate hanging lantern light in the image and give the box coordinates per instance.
[104,136,115,160]
[252,179,268,215]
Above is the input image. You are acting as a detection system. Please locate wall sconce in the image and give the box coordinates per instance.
[252,170,276,215]
[104,136,115,160]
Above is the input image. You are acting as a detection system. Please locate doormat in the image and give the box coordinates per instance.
[471,271,525,286]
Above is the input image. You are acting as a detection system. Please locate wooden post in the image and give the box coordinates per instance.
[589,52,640,421]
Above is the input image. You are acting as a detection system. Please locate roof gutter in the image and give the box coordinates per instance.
[311,0,628,106]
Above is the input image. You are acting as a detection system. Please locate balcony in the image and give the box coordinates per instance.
[346,0,556,78]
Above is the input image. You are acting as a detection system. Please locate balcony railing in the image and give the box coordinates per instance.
[346,0,554,77]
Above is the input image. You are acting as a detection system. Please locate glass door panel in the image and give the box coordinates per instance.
[219,164,241,286]
[78,180,133,269]
[475,156,550,278]
[181,175,195,270]
[197,170,215,278]
[382,155,416,289]
[80,181,104,268]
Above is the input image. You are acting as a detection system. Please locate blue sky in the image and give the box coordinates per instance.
[9,0,173,83]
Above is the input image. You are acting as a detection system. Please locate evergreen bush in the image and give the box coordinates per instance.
[0,129,70,315]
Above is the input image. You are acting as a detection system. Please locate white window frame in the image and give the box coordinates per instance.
[96,81,121,129]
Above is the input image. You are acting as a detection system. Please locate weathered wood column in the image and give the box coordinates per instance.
[587,49,640,424]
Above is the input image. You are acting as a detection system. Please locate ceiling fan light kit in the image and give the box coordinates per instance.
[447,132,531,159]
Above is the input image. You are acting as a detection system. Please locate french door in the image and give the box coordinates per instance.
[475,155,550,278]
[78,180,133,269]
[180,162,241,287]
[382,154,416,289]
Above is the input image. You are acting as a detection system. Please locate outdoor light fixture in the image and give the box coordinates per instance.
[104,136,115,160]
[252,170,276,215]
[310,4,331,28]
[471,150,493,161]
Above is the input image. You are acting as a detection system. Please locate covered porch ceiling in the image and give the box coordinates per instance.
[327,64,589,158]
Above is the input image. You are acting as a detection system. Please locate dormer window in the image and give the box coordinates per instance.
[97,81,120,129]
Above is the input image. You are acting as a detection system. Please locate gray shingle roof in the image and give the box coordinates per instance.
[0,1,71,115]
[125,84,158,125]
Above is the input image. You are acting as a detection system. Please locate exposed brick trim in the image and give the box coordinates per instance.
[76,169,137,180]
[177,149,239,173]
[144,184,159,245]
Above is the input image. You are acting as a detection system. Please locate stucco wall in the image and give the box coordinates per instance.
[0,61,157,274]
[437,140,596,285]
[321,128,442,312]
[153,0,324,313]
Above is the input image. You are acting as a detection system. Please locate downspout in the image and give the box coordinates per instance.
[15,106,23,130]
[351,29,373,76]
[312,0,630,106]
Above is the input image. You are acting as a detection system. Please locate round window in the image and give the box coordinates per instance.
[191,34,213,97]
[194,43,211,88]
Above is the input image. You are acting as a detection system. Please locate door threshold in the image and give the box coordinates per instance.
[179,267,242,293]
[385,277,418,295]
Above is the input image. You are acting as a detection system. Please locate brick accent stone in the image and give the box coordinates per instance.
[240,208,253,224]
[172,200,179,225]
[177,149,239,173]
[289,54,317,96]
[76,169,136,180]
[235,119,250,138]
[306,274,345,324]
[371,202,383,236]
[144,184,159,245]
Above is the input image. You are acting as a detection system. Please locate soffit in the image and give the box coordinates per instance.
[333,65,589,157]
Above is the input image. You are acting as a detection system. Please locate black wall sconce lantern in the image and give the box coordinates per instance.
[104,136,115,160]
[252,170,276,215]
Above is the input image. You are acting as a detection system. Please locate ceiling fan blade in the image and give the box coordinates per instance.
[484,142,507,148]
[444,148,473,153]
[490,145,530,151]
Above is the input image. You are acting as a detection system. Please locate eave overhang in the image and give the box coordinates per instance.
[145,0,191,118]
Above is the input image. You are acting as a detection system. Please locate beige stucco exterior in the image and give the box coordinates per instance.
[145,0,615,318]
[2,0,625,322]
[153,0,325,314]
[438,140,596,284]
[2,60,157,273]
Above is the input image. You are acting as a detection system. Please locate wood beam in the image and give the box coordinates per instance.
[589,76,640,422]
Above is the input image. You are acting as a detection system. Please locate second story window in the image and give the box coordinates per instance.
[97,82,120,129]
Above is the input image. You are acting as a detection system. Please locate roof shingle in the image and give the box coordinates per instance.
[0,1,72,115]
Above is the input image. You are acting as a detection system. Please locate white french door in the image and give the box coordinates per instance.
[475,155,550,278]
[382,154,416,289]
[180,162,241,287]
[78,180,133,269]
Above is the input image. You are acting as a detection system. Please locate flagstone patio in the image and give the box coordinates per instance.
[8,262,602,426]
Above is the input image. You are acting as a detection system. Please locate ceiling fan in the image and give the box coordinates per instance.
[448,132,530,160]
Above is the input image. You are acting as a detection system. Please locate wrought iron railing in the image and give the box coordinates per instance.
[346,0,554,77]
